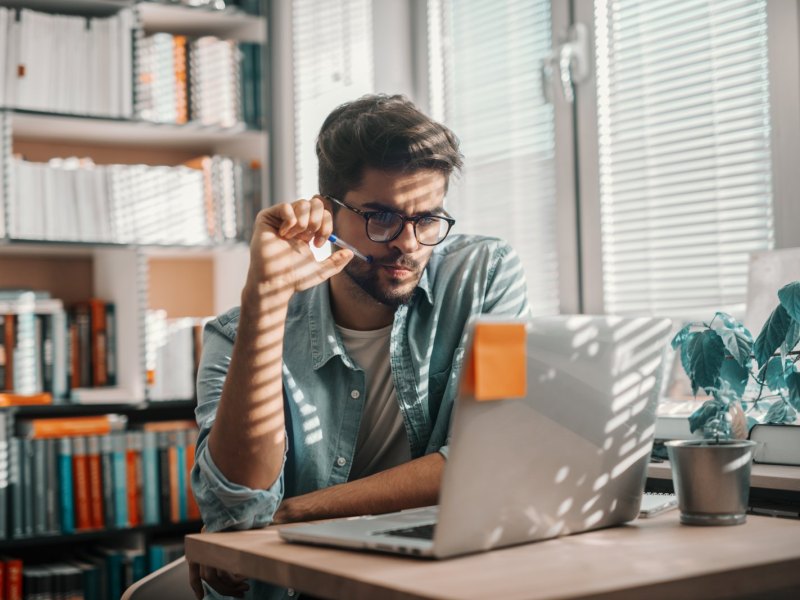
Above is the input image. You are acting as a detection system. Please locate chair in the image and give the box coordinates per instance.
[121,556,196,600]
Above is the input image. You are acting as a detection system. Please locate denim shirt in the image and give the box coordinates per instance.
[192,234,531,599]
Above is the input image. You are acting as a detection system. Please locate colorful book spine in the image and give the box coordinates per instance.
[86,436,104,529]
[125,432,141,527]
[99,434,116,528]
[1,555,23,600]
[71,436,92,531]
[111,432,128,528]
[186,428,200,521]
[32,439,47,535]
[175,429,187,521]
[58,437,74,534]
[141,430,160,525]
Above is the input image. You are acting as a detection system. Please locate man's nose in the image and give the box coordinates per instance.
[389,221,420,254]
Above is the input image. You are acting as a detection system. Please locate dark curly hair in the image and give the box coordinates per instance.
[316,94,463,201]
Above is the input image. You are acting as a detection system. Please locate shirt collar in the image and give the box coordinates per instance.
[305,265,434,370]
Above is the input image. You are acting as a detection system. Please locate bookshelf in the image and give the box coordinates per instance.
[0,1,267,596]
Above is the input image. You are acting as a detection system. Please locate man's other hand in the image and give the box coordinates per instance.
[188,558,250,600]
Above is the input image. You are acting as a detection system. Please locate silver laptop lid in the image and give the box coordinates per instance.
[433,315,672,558]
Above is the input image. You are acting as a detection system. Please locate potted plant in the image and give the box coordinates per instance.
[667,281,800,525]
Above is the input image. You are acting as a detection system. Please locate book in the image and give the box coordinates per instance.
[99,434,116,529]
[140,430,160,526]
[1,555,23,600]
[87,435,105,529]
[58,436,74,534]
[71,437,92,531]
[0,392,52,407]
[111,432,128,528]
[639,493,678,518]
[0,412,6,541]
[15,414,126,439]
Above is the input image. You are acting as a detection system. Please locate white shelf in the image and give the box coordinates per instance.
[0,239,248,258]
[138,2,266,43]
[9,110,265,151]
[1,1,266,44]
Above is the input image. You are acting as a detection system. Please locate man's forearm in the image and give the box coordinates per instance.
[275,452,445,523]
[208,284,290,490]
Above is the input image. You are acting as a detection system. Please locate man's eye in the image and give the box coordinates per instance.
[372,212,398,226]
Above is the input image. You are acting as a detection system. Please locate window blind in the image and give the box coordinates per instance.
[292,0,374,197]
[595,0,775,316]
[428,0,559,316]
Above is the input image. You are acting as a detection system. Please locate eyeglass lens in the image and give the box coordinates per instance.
[367,214,450,245]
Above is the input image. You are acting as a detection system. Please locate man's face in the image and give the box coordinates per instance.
[333,168,447,307]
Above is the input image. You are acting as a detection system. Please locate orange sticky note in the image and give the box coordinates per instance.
[471,322,527,401]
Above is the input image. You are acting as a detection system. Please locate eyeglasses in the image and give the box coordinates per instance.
[325,196,455,246]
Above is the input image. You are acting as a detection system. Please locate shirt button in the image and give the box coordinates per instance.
[336,456,347,467]
[350,389,360,399]
[287,588,296,597]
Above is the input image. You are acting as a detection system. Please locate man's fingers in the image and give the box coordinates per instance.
[198,565,249,598]
[188,560,204,600]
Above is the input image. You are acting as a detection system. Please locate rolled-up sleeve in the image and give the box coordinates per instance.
[191,315,288,532]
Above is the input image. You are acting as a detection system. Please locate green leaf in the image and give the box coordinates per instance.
[784,319,800,352]
[679,331,698,394]
[777,281,800,323]
[718,359,749,398]
[787,372,800,411]
[763,399,798,425]
[671,323,694,350]
[754,304,792,368]
[710,312,753,368]
[764,356,794,392]
[688,399,726,434]
[687,330,725,393]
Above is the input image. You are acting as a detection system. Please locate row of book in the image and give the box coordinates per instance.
[135,33,264,130]
[0,293,116,401]
[0,7,135,118]
[0,414,202,541]
[6,154,262,245]
[0,5,264,125]
[2,537,186,600]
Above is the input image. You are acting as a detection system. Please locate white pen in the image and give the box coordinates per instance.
[328,234,373,263]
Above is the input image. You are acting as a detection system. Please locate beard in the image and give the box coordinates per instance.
[343,252,423,307]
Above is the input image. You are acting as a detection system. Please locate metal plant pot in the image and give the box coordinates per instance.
[665,439,757,526]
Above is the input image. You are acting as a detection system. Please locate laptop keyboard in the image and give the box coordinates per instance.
[376,523,436,540]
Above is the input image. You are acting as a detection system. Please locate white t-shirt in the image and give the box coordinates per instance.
[336,323,411,479]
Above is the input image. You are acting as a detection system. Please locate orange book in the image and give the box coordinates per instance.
[87,436,105,529]
[126,436,141,527]
[185,429,200,520]
[1,555,23,600]
[0,392,52,407]
[16,415,116,439]
[141,420,197,433]
[72,437,92,530]
[3,314,14,391]
[173,35,188,124]
[87,299,108,387]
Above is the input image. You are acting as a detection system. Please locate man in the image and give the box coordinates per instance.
[189,94,531,599]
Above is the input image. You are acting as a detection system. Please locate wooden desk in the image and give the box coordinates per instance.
[185,512,800,600]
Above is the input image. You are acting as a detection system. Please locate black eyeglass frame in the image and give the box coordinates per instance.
[324,195,456,246]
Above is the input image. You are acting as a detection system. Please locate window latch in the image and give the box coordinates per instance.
[541,23,591,104]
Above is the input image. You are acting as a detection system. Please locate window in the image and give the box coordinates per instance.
[592,0,775,317]
[427,0,561,316]
[292,0,374,197]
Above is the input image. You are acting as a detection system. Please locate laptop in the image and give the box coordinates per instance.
[279,314,673,559]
